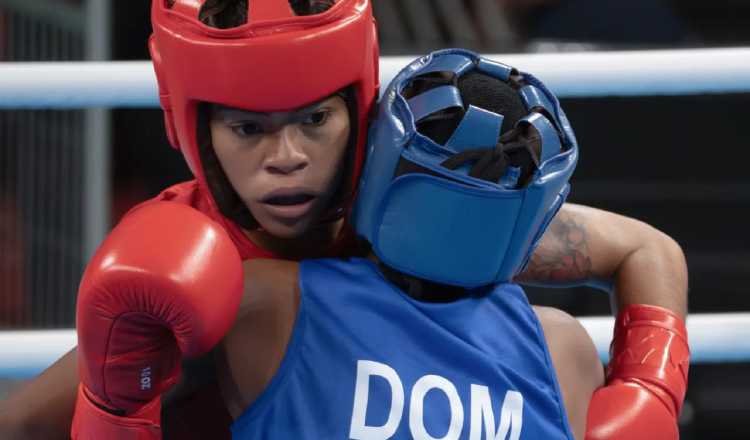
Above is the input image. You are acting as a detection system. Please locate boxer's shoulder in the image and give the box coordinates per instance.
[533,306,582,333]
[122,181,204,220]
[219,259,301,417]
[533,305,603,437]
[532,306,600,372]
[240,259,300,311]
[150,180,202,206]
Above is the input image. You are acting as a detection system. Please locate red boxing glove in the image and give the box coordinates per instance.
[71,202,243,440]
[586,304,690,440]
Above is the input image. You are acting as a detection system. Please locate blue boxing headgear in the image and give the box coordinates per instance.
[352,49,578,288]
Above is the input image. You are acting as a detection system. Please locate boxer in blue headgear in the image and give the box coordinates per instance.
[0,8,688,440]
[0,49,687,440]
[354,48,577,290]
[206,50,600,440]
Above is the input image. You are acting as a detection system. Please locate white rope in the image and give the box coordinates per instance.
[0,61,156,109]
[0,312,748,379]
[0,47,748,109]
[0,329,77,379]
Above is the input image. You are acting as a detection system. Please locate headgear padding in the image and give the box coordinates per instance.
[353,49,578,288]
[150,0,379,229]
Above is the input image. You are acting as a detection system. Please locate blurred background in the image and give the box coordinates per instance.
[0,0,749,438]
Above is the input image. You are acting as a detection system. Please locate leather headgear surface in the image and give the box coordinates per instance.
[150,0,379,226]
[353,49,578,288]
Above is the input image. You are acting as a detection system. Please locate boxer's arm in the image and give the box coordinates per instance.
[0,348,78,440]
[0,347,233,440]
[0,349,227,440]
[215,259,301,419]
[516,203,688,317]
[533,306,604,440]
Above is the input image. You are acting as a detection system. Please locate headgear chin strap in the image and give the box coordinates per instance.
[149,0,379,226]
[352,49,578,288]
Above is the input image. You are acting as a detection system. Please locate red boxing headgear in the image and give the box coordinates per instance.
[149,0,379,229]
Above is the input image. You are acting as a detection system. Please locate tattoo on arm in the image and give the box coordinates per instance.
[516,210,593,285]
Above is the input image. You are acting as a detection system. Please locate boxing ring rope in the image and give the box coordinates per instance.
[0,47,749,109]
[1,313,748,379]
[1,47,749,379]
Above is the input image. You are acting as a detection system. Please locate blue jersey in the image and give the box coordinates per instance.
[232,258,574,439]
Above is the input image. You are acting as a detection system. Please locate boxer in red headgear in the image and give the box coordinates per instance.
[71,1,379,438]
[0,2,688,440]
[1,3,381,440]
[147,0,379,257]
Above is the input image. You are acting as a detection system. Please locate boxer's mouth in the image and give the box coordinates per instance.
[261,188,318,220]
[263,193,315,206]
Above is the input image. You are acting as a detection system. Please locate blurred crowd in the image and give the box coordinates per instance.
[375,0,692,54]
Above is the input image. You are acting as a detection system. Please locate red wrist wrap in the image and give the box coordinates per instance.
[606,304,690,416]
[71,384,162,440]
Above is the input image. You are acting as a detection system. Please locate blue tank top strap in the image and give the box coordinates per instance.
[230,282,309,432]
[232,258,574,439]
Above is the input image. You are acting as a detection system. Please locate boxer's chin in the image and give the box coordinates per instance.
[249,198,322,240]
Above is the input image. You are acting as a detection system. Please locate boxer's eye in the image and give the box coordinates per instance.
[230,122,263,137]
[302,109,330,127]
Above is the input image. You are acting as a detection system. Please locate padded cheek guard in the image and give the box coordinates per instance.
[352,49,579,288]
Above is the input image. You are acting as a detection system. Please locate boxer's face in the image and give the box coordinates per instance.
[209,95,350,238]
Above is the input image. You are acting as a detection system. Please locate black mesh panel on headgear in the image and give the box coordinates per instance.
[458,71,526,135]
[199,0,337,27]
[415,71,527,145]
[199,0,249,28]
[289,0,336,15]
[411,70,540,187]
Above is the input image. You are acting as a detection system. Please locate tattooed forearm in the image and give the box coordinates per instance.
[515,210,593,285]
